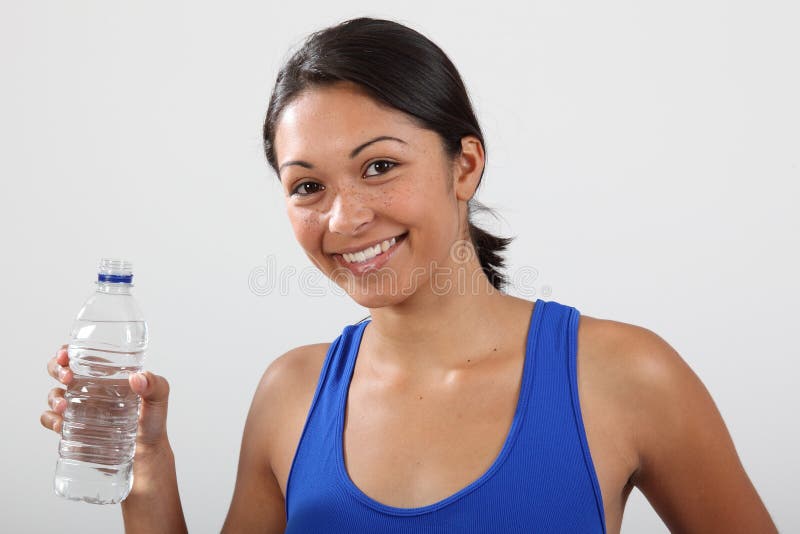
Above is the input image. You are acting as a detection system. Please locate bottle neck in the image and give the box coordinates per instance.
[96,282,133,295]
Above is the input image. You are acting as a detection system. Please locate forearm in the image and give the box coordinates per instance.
[122,441,188,534]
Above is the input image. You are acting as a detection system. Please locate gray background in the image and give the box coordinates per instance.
[2,1,798,532]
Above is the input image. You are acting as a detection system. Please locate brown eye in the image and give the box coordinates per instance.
[364,160,397,177]
[291,181,324,196]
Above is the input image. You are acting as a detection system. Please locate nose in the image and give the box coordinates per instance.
[328,188,374,235]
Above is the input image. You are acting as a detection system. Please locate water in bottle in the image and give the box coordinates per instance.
[53,258,148,504]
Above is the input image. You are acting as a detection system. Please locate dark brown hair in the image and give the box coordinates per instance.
[263,17,514,290]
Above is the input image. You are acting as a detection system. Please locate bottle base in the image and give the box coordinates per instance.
[54,458,133,505]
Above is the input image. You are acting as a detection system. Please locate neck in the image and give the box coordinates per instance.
[364,258,529,374]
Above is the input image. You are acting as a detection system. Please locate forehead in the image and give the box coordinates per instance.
[274,83,426,162]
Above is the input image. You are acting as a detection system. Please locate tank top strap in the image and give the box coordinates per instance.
[284,320,367,515]
[516,299,606,531]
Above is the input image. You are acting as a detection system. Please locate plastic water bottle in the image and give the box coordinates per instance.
[53,258,148,504]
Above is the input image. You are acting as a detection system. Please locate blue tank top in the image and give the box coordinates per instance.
[284,299,606,533]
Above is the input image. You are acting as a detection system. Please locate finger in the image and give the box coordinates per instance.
[47,356,59,380]
[129,371,170,404]
[56,345,69,366]
[49,358,72,385]
[47,357,63,380]
[129,371,171,446]
[54,363,72,385]
[48,347,72,384]
[40,410,63,434]
[47,388,66,413]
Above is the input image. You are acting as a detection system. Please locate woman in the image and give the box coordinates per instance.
[42,17,777,533]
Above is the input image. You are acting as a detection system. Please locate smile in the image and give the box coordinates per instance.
[341,234,403,264]
[333,232,408,274]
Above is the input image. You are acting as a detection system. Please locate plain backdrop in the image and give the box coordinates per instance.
[2,1,798,532]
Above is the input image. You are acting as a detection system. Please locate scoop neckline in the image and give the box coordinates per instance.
[334,299,544,516]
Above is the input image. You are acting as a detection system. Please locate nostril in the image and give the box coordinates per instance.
[326,194,376,237]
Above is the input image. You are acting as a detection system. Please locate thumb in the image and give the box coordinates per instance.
[130,371,169,402]
[129,371,171,447]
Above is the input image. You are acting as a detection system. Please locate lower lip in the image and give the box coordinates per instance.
[334,233,407,276]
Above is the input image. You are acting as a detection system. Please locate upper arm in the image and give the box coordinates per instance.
[221,345,327,534]
[622,326,777,533]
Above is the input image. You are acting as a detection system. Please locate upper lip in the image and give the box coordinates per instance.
[331,233,406,255]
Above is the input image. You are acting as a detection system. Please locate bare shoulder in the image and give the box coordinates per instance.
[576,312,712,456]
[254,343,332,491]
[253,343,332,460]
[222,343,332,533]
[577,313,777,533]
[257,343,332,405]
[576,313,687,393]
[577,312,735,442]
[572,315,670,501]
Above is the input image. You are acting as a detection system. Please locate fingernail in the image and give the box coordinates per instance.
[132,373,147,390]
[54,398,65,411]
[58,367,67,381]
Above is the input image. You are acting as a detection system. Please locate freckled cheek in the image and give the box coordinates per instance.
[381,190,393,209]
[288,209,324,249]
[388,182,427,220]
[392,200,428,241]
[405,182,455,246]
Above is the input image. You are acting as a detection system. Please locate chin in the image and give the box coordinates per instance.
[331,271,414,309]
[348,291,410,310]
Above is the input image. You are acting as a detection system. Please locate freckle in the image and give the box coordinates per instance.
[493,347,497,351]
[467,359,471,363]
[418,395,423,400]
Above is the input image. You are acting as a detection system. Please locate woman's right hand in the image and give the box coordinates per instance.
[41,344,173,451]
[44,346,187,532]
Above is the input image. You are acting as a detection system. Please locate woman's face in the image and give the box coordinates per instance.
[273,82,483,308]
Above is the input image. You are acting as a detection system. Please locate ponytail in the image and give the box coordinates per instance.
[467,199,514,291]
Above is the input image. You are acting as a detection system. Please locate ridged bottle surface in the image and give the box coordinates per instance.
[54,259,148,504]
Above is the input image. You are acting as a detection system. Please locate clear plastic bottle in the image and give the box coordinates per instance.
[53,258,148,504]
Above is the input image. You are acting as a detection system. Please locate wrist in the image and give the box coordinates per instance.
[135,437,173,462]
[128,438,177,497]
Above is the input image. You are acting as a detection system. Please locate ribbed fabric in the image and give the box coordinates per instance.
[285,299,606,533]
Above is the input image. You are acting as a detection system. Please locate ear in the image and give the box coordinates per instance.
[451,135,485,202]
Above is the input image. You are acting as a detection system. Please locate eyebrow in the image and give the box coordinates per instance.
[277,135,407,178]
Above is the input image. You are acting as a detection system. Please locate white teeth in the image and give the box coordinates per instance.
[342,236,398,264]
[363,245,379,260]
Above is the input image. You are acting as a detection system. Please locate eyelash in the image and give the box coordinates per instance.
[289,160,398,197]
[364,160,396,177]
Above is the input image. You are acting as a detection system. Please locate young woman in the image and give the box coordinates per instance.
[42,17,777,533]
